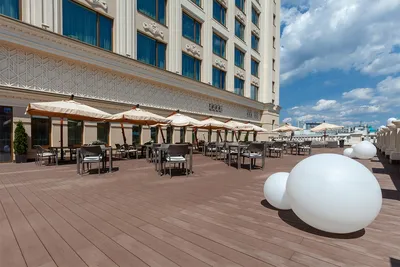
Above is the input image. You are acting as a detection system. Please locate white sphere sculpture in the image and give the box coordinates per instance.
[343,148,353,157]
[387,118,397,126]
[351,144,357,148]
[286,154,382,234]
[263,172,291,210]
[353,141,377,160]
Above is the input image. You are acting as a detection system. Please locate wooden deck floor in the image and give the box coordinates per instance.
[0,148,399,267]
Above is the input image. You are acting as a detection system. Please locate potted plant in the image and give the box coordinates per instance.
[13,121,28,163]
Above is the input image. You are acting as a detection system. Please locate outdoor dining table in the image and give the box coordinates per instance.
[228,144,248,169]
[50,146,77,161]
[76,146,113,175]
[153,146,193,176]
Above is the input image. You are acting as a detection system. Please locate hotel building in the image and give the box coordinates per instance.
[0,0,281,162]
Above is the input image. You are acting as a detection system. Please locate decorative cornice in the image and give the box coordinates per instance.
[236,11,246,24]
[84,0,108,11]
[185,44,201,57]
[143,22,164,39]
[251,79,259,86]
[217,0,227,7]
[236,70,245,79]
[215,59,226,69]
[252,28,260,37]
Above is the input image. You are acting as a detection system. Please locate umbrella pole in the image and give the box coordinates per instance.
[120,122,127,145]
[60,118,64,161]
[218,130,223,142]
[235,131,239,142]
[159,126,166,143]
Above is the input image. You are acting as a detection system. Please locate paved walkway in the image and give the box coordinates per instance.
[0,148,399,267]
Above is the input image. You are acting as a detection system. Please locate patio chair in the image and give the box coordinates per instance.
[326,141,338,148]
[80,145,103,175]
[298,141,312,155]
[268,142,284,158]
[287,142,299,155]
[123,144,138,159]
[34,145,58,166]
[150,143,161,162]
[206,142,217,157]
[241,143,266,171]
[155,143,170,173]
[163,144,189,177]
[115,144,126,159]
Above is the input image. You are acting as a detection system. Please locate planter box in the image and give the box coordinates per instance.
[15,154,27,163]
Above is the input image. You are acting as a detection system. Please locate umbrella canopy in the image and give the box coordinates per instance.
[110,106,170,125]
[310,122,343,132]
[195,117,233,130]
[26,100,111,121]
[246,123,268,132]
[166,112,201,127]
[225,120,253,131]
[272,124,302,132]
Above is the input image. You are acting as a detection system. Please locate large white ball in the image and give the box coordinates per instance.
[343,148,353,157]
[263,172,291,210]
[353,141,377,160]
[387,118,397,126]
[351,144,357,148]
[286,154,382,234]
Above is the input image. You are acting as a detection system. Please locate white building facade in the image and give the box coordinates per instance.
[0,0,280,162]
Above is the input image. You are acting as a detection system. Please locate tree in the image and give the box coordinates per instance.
[13,121,28,155]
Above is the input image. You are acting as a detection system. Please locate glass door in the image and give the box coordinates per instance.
[0,106,12,162]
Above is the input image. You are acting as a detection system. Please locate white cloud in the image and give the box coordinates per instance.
[282,117,292,123]
[312,99,338,111]
[280,0,400,83]
[377,76,400,94]
[342,88,374,100]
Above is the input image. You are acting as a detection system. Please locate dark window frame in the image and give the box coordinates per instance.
[213,0,226,26]
[212,32,226,59]
[212,66,226,90]
[234,77,245,96]
[235,0,245,13]
[235,18,245,41]
[182,52,201,81]
[251,6,260,27]
[251,33,259,52]
[31,116,51,148]
[137,31,167,69]
[182,12,202,45]
[0,0,21,20]
[234,47,245,69]
[190,0,201,8]
[251,84,259,101]
[137,0,167,25]
[251,58,259,77]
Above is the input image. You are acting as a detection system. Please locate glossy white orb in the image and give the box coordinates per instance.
[353,141,377,160]
[263,172,291,210]
[351,144,357,148]
[387,118,397,126]
[286,154,382,234]
[343,148,354,157]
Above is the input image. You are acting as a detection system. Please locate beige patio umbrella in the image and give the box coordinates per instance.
[110,105,171,143]
[272,124,302,132]
[310,122,343,140]
[195,117,233,142]
[225,119,253,141]
[26,95,112,159]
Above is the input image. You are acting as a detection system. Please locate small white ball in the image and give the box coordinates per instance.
[286,154,382,234]
[263,172,291,210]
[343,148,353,157]
[353,141,377,160]
[351,144,357,148]
[387,118,397,126]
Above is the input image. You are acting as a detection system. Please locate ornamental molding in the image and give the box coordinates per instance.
[84,0,108,11]
[185,44,201,57]
[0,16,265,113]
[251,79,259,86]
[215,59,226,69]
[236,11,246,23]
[252,28,260,37]
[236,70,245,79]
[143,22,164,39]
[217,0,227,7]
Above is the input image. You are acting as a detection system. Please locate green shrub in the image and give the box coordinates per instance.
[13,121,28,155]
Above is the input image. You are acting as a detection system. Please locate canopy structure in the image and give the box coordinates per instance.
[225,120,253,131]
[272,124,302,133]
[26,95,112,160]
[310,122,343,132]
[163,111,201,127]
[246,123,268,133]
[26,99,111,121]
[195,118,233,142]
[110,105,170,144]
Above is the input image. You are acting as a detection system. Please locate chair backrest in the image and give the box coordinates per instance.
[247,143,265,153]
[80,146,102,158]
[303,141,312,146]
[167,144,189,157]
[115,144,121,149]
[152,143,161,148]
[160,143,170,149]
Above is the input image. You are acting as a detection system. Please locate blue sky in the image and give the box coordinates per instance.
[279,0,400,128]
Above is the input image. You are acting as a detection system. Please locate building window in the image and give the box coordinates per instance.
[182,53,201,81]
[0,0,20,19]
[273,14,276,26]
[235,0,245,12]
[251,59,259,77]
[272,99,275,104]
[97,122,109,144]
[63,0,112,51]
[213,33,226,58]
[251,34,259,51]
[137,32,166,69]
[182,13,201,44]
[250,85,259,101]
[191,0,201,7]
[132,125,142,145]
[273,59,276,70]
[252,7,259,26]
[235,19,245,41]
[68,120,83,147]
[234,77,244,96]
[273,36,276,48]
[180,127,186,143]
[31,117,51,148]
[272,119,275,130]
[150,127,158,142]
[212,67,226,90]
[137,0,166,25]
[213,0,226,26]
[235,47,245,68]
[272,81,275,93]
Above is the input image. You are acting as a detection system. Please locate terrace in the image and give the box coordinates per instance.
[0,148,399,267]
